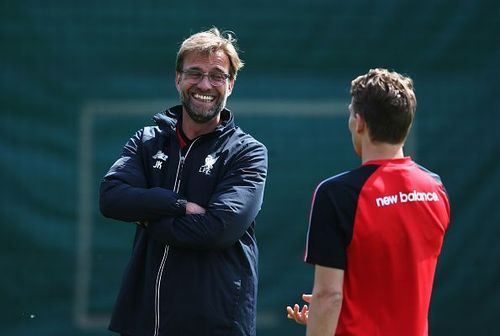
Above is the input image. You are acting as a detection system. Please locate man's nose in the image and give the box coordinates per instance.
[196,74,213,89]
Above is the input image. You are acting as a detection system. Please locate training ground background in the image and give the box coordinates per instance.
[1,0,499,335]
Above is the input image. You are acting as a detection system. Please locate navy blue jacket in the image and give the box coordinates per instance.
[99,105,268,336]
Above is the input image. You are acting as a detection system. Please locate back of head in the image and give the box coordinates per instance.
[176,27,244,79]
[350,68,417,144]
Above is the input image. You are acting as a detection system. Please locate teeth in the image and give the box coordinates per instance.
[193,93,215,102]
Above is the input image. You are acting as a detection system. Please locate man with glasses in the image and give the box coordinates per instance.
[100,27,268,336]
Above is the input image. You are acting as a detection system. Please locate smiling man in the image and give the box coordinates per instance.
[99,28,268,336]
[177,49,231,124]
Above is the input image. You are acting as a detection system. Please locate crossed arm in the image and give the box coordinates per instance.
[99,129,268,250]
[287,265,344,336]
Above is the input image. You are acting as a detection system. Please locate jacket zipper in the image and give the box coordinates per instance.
[154,138,199,336]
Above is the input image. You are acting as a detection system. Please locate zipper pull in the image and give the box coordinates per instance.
[179,156,186,173]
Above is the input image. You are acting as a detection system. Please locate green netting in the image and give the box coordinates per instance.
[1,1,499,335]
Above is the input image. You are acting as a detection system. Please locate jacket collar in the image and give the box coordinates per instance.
[153,105,235,136]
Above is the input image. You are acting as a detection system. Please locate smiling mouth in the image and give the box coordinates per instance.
[192,93,216,103]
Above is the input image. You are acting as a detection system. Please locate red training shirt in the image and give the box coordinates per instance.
[305,157,450,336]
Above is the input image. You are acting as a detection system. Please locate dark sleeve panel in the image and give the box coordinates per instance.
[305,165,379,269]
[417,164,449,196]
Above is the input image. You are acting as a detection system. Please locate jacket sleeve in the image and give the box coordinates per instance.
[99,129,186,222]
[147,141,268,250]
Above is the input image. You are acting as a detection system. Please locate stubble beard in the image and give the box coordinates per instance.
[180,90,227,124]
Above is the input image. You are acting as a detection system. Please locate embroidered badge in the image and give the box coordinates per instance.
[199,154,218,175]
[152,150,168,169]
[152,150,168,161]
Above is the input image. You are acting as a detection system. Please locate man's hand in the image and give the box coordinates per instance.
[186,202,206,215]
[286,294,312,325]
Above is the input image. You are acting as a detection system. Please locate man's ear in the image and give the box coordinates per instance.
[175,72,182,92]
[355,113,365,133]
[226,78,235,96]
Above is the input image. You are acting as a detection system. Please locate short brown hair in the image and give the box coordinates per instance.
[176,27,244,79]
[350,68,417,144]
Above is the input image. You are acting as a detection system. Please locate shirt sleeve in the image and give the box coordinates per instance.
[99,128,186,222]
[304,180,354,270]
[147,141,268,250]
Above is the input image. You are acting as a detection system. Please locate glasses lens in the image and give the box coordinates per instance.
[184,70,203,82]
[208,72,227,86]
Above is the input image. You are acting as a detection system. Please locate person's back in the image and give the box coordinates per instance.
[286,69,451,336]
[334,157,449,335]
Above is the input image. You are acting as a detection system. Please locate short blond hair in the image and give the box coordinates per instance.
[176,27,244,79]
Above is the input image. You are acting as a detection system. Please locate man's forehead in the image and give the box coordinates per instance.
[183,49,230,69]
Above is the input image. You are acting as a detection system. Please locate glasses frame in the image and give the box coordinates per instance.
[180,69,231,87]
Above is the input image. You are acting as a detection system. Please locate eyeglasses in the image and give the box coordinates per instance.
[181,69,230,87]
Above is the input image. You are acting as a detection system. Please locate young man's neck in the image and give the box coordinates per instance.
[182,112,221,140]
[361,141,405,164]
